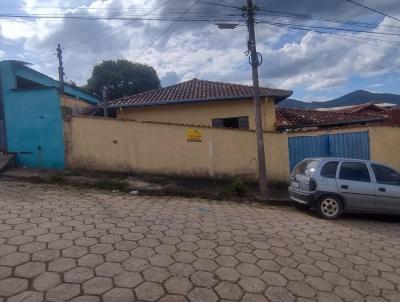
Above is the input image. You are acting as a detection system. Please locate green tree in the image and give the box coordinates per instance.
[85,59,161,100]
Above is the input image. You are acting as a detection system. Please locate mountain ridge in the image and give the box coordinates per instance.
[279,90,400,109]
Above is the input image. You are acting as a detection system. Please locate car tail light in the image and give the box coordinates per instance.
[309,178,317,191]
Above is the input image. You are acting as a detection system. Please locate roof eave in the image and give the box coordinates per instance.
[274,90,293,104]
[277,117,386,130]
[108,92,292,108]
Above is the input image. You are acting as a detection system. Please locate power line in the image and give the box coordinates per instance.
[64,24,244,57]
[0,10,241,20]
[258,20,400,68]
[0,11,240,17]
[7,0,400,73]
[202,0,242,10]
[320,31,400,47]
[4,1,240,64]
[0,2,241,12]
[133,0,203,61]
[0,6,229,12]
[301,37,391,72]
[343,0,400,23]
[5,12,400,36]
[257,9,400,31]
[256,16,400,67]
[0,0,242,18]
[261,22,393,71]
[2,4,399,33]
[2,11,399,36]
[62,0,174,50]
[257,19,400,46]
[0,14,241,21]
[256,20,400,37]
[25,55,57,66]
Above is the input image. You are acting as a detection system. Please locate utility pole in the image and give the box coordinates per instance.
[56,44,64,95]
[102,86,108,118]
[245,0,268,197]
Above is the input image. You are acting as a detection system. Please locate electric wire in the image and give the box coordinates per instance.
[62,0,174,50]
[4,0,400,80]
[256,20,400,37]
[256,19,400,46]
[343,0,400,23]
[257,9,400,31]
[259,21,399,71]
[133,0,203,61]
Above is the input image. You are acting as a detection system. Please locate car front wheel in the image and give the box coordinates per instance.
[315,196,342,219]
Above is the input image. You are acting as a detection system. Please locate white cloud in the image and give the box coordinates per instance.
[1,0,400,98]
[255,20,400,91]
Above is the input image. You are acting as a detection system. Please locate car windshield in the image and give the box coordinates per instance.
[293,159,320,177]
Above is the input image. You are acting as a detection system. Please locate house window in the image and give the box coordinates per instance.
[212,116,249,130]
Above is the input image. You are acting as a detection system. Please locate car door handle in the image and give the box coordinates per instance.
[341,185,349,189]
[379,187,386,192]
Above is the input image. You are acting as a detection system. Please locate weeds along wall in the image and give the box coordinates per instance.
[64,116,289,184]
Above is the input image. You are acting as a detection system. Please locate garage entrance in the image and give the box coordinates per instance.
[288,131,370,171]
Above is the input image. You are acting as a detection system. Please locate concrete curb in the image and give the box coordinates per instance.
[0,168,292,206]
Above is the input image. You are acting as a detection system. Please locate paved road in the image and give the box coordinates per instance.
[0,180,399,301]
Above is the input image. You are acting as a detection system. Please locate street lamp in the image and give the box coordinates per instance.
[215,23,239,29]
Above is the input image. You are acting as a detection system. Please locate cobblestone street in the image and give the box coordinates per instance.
[0,180,399,301]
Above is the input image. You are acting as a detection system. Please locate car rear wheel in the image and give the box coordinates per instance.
[315,196,342,219]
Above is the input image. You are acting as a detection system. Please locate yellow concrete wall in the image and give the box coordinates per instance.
[64,116,400,185]
[64,116,289,184]
[61,95,92,115]
[369,127,400,169]
[265,131,290,183]
[263,98,277,132]
[116,98,277,131]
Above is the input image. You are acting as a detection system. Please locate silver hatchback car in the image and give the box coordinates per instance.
[289,158,400,219]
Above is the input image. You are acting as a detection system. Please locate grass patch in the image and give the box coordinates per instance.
[222,179,250,196]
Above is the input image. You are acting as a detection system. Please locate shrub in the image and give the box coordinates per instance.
[223,179,249,196]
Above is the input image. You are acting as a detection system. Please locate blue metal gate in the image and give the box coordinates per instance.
[288,131,370,171]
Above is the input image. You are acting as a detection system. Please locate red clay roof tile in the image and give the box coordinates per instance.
[329,102,387,114]
[108,78,292,107]
[380,108,400,126]
[275,107,386,130]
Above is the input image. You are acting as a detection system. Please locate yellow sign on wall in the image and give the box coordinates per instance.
[186,128,202,142]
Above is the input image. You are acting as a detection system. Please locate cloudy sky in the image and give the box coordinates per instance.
[1,0,400,101]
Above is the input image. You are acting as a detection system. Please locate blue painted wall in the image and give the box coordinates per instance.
[5,88,65,169]
[0,60,99,170]
[13,62,98,104]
